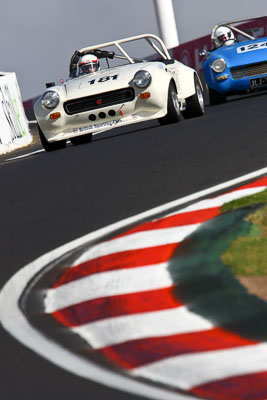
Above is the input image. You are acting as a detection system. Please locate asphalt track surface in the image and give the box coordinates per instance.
[0,92,267,400]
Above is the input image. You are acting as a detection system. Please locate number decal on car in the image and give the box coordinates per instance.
[88,75,119,85]
[237,41,267,53]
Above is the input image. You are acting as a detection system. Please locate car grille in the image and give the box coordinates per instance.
[64,88,135,115]
[230,62,267,79]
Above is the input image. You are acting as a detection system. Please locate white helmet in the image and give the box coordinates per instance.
[212,26,235,48]
[78,54,100,75]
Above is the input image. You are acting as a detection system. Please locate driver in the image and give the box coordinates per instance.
[211,26,236,49]
[78,54,100,75]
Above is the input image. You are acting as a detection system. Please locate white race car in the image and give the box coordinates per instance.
[34,34,204,151]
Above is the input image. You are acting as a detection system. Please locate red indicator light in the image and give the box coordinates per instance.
[140,92,150,99]
[50,112,61,120]
[96,99,102,105]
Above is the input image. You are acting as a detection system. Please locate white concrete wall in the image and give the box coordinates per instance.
[0,73,32,155]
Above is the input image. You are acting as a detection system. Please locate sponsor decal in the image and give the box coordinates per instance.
[91,119,123,129]
[73,119,123,133]
[237,41,267,53]
[73,126,91,133]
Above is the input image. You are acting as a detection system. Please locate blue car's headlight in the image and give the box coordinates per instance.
[41,90,60,109]
[133,70,152,88]
[210,58,226,73]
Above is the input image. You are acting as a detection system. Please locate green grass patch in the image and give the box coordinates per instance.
[220,188,267,276]
[220,188,267,212]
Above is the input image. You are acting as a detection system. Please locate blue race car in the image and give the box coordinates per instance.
[200,16,267,105]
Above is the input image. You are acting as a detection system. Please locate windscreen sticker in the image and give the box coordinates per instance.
[237,41,267,53]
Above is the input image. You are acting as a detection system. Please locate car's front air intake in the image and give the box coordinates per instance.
[230,61,267,79]
[64,88,135,115]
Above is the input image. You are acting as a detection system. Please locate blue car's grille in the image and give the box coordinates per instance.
[230,62,267,79]
[64,88,135,115]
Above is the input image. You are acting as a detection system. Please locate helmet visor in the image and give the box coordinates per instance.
[218,34,228,44]
[79,60,99,74]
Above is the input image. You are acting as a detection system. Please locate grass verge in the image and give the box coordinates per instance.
[220,188,267,276]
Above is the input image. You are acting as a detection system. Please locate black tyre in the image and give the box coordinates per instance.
[182,75,205,119]
[38,124,66,152]
[208,87,227,105]
[158,82,181,125]
[70,133,92,146]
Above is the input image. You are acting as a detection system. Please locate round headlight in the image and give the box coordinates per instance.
[41,90,60,109]
[133,70,152,88]
[210,58,226,73]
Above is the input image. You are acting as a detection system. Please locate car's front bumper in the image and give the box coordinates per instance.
[35,95,166,142]
[207,68,267,95]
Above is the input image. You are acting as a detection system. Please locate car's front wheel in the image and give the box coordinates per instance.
[208,87,227,105]
[158,82,181,125]
[38,124,66,152]
[70,133,92,146]
[182,75,205,119]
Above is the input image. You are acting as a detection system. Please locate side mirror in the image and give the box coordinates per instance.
[199,49,209,58]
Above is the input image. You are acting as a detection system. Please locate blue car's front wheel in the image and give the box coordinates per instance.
[208,87,227,105]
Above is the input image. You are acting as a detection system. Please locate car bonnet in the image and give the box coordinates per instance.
[207,37,267,68]
[64,62,158,99]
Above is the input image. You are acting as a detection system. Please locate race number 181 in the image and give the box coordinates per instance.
[88,75,119,85]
